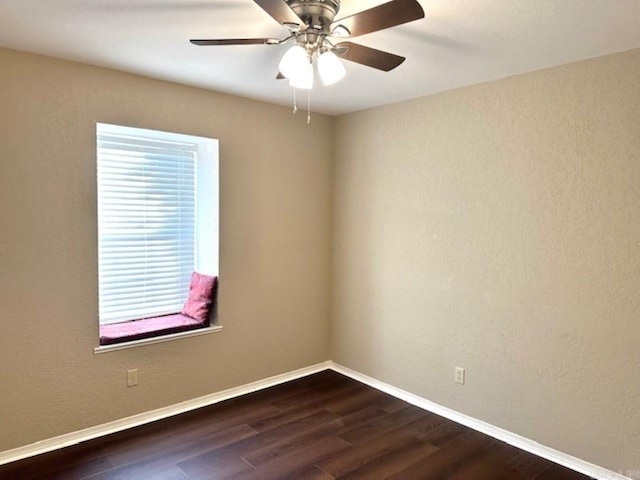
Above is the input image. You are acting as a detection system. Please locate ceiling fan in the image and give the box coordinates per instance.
[190,0,425,89]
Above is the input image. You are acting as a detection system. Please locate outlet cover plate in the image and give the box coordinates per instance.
[127,369,138,387]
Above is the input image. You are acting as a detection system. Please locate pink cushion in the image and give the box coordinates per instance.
[99,314,205,345]
[181,272,218,322]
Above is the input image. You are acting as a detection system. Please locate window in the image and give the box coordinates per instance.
[96,123,219,345]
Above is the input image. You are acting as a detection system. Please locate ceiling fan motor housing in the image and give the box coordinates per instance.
[287,0,340,33]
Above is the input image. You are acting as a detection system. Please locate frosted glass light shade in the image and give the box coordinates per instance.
[279,45,308,81]
[318,51,346,86]
[289,61,314,90]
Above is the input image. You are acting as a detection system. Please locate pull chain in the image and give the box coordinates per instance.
[293,88,297,114]
[291,88,311,124]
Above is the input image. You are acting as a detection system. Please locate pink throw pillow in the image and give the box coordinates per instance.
[181,272,217,322]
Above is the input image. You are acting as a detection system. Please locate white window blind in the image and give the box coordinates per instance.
[97,128,197,325]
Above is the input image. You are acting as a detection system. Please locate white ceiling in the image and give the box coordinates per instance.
[1,0,639,115]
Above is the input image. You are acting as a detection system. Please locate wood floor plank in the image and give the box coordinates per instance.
[324,386,395,417]
[178,411,339,478]
[0,415,195,480]
[227,380,311,410]
[404,412,469,447]
[178,458,255,480]
[247,404,327,433]
[277,465,334,480]
[316,426,420,477]
[446,440,523,480]
[338,439,439,480]
[30,455,116,480]
[244,405,390,470]
[176,442,258,480]
[224,436,351,480]
[338,404,427,446]
[16,393,277,479]
[0,370,592,480]
[0,451,114,480]
[387,431,495,480]
[333,406,389,434]
[107,405,280,468]
[507,452,556,479]
[243,413,345,468]
[534,464,593,480]
[85,424,257,480]
[117,465,189,480]
[271,381,364,412]
[257,410,341,444]
[248,385,378,433]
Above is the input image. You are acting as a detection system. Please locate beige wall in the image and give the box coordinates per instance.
[0,48,332,451]
[331,48,640,471]
[2,44,639,473]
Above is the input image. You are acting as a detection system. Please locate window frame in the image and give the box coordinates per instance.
[95,123,220,351]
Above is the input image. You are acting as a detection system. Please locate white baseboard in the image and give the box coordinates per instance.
[327,361,628,480]
[0,360,628,480]
[0,361,331,467]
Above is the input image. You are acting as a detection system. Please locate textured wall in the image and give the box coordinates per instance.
[331,48,640,471]
[2,44,639,473]
[0,48,332,452]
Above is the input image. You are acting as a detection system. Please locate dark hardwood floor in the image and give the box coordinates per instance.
[0,370,591,480]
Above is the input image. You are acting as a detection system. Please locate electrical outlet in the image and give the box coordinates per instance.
[455,367,465,385]
[127,369,138,387]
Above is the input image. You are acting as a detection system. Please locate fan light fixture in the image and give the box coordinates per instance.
[289,59,314,89]
[278,44,346,90]
[190,0,427,122]
[278,45,308,81]
[317,50,346,86]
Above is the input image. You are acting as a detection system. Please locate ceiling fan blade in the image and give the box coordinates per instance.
[190,38,277,46]
[335,42,405,71]
[253,0,302,26]
[332,0,425,37]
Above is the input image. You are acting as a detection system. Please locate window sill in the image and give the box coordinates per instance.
[94,325,223,354]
